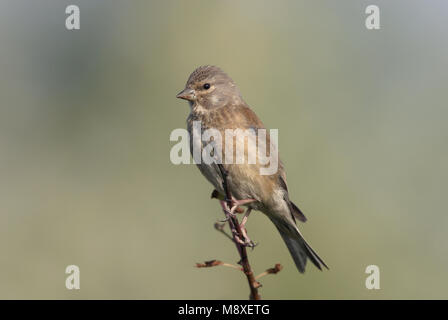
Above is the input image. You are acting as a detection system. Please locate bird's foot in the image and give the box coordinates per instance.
[219,198,256,222]
[219,199,258,248]
[234,231,258,248]
[238,208,257,248]
[230,198,257,213]
[219,200,236,222]
[230,207,257,248]
[211,190,245,214]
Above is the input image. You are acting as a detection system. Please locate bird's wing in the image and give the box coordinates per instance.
[235,104,308,222]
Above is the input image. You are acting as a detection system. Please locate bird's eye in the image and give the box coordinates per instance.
[203,83,211,90]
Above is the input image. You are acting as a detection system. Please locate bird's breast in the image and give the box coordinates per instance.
[186,105,283,213]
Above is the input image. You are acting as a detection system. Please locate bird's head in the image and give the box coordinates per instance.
[176,65,242,109]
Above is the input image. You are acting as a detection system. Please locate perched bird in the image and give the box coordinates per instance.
[176,65,328,273]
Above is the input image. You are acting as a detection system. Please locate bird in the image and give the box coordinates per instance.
[176,65,328,273]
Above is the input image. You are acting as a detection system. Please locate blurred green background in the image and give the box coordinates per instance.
[0,0,447,299]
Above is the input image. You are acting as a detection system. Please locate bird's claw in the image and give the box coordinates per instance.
[248,241,258,250]
[234,233,258,248]
[219,209,237,222]
[219,199,257,248]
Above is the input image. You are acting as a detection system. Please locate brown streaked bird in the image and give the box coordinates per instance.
[176,65,328,273]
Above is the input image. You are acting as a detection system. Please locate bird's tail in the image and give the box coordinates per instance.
[270,216,328,273]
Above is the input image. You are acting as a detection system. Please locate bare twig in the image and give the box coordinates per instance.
[198,167,284,299]
[255,263,283,280]
[195,259,242,271]
[217,164,261,300]
[213,222,233,241]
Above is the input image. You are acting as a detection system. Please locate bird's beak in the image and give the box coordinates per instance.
[176,88,195,101]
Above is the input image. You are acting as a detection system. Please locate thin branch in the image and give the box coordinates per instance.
[255,264,283,280]
[198,168,283,299]
[213,222,234,241]
[195,259,242,271]
[217,164,261,300]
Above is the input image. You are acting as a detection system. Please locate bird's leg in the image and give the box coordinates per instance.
[219,199,258,247]
[219,200,232,221]
[229,198,256,215]
[240,207,251,229]
[239,208,257,248]
[229,199,257,246]
[219,198,256,222]
[219,200,241,241]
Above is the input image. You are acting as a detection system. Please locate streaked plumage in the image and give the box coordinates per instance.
[177,65,328,273]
